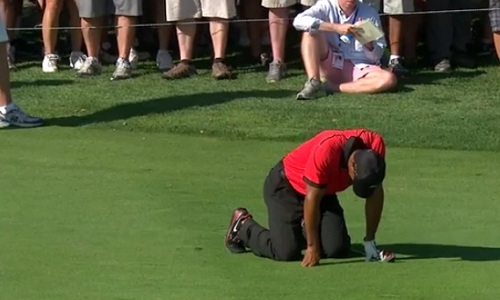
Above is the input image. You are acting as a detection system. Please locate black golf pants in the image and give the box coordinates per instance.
[238,160,351,261]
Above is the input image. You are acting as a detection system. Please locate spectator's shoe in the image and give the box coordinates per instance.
[7,44,16,71]
[260,53,270,66]
[110,58,132,81]
[296,78,326,100]
[452,52,477,69]
[129,48,139,70]
[156,49,173,72]
[266,61,287,83]
[477,43,494,57]
[0,103,44,129]
[212,59,233,80]
[162,61,197,80]
[69,51,86,70]
[434,59,451,72]
[225,208,252,254]
[7,56,16,71]
[76,57,103,77]
[388,58,409,76]
[42,54,59,73]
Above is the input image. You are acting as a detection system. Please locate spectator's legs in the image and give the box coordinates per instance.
[297,32,397,99]
[427,0,475,71]
[450,1,472,52]
[403,15,420,65]
[41,0,64,72]
[241,0,268,64]
[204,0,236,79]
[295,31,328,99]
[111,15,137,80]
[66,0,85,69]
[0,38,11,107]
[490,0,500,60]
[0,0,16,69]
[162,0,199,79]
[426,0,453,71]
[155,0,173,71]
[387,16,405,73]
[493,31,500,60]
[80,17,103,69]
[209,18,233,79]
[162,22,197,79]
[110,0,142,80]
[177,23,196,61]
[0,33,44,128]
[266,7,288,82]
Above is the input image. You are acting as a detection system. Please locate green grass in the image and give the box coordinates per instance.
[10,59,500,151]
[2,60,500,299]
[1,128,500,299]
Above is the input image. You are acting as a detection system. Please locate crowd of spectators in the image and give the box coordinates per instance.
[0,0,499,82]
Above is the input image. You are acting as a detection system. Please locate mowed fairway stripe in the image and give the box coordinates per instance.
[1,128,499,300]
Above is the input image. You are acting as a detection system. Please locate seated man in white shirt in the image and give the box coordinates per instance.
[293,0,397,100]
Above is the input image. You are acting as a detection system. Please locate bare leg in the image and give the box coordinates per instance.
[177,22,196,60]
[268,7,288,63]
[334,71,397,94]
[300,32,329,81]
[242,0,265,58]
[81,17,103,58]
[0,40,44,127]
[0,40,10,106]
[156,0,172,51]
[66,0,83,52]
[42,0,64,55]
[115,15,136,59]
[209,18,229,59]
[493,31,500,60]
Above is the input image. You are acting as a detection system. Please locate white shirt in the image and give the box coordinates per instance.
[293,0,386,68]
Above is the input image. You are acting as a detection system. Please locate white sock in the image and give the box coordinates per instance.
[390,55,400,60]
[0,104,9,114]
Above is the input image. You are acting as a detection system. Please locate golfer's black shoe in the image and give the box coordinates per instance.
[225,208,252,254]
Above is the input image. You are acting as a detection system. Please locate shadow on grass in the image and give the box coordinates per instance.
[401,69,487,85]
[12,79,75,88]
[380,243,500,262]
[305,242,500,267]
[343,243,500,263]
[46,89,295,127]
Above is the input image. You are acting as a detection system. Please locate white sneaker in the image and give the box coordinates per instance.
[129,48,139,70]
[42,54,59,73]
[76,56,103,77]
[111,58,132,80]
[156,49,173,71]
[0,103,44,128]
[69,51,86,70]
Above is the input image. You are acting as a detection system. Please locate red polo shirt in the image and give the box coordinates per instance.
[282,129,386,195]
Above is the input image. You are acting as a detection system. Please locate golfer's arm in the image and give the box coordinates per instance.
[304,184,325,248]
[364,184,384,241]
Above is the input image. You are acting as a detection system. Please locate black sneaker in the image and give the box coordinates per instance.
[225,208,252,253]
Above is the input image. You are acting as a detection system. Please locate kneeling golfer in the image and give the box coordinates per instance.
[225,128,388,267]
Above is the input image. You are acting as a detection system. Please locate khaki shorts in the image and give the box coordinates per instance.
[166,0,237,21]
[0,17,8,43]
[359,0,414,13]
[261,0,317,8]
[383,0,414,14]
[76,0,143,18]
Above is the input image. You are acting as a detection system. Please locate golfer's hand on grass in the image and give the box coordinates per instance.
[363,240,380,262]
[302,246,321,267]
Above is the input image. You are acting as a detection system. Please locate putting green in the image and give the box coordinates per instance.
[1,127,499,299]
